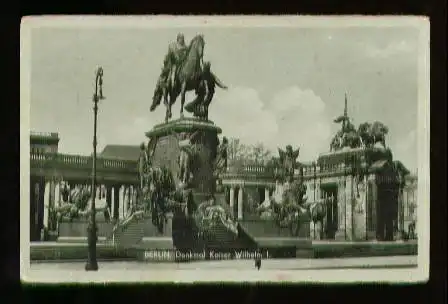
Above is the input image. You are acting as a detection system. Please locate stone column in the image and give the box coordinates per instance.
[368,175,378,240]
[48,180,57,232]
[54,181,61,207]
[335,179,347,240]
[229,186,235,218]
[124,186,129,217]
[49,180,55,208]
[111,186,116,220]
[114,186,120,221]
[237,186,244,220]
[105,185,112,222]
[132,185,138,208]
[372,175,378,239]
[345,176,354,241]
[126,186,131,212]
[43,181,51,233]
[310,189,324,240]
[119,185,125,219]
[396,184,405,240]
[353,176,367,240]
[164,212,174,236]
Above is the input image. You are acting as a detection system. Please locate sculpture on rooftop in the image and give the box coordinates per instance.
[277,145,300,182]
[330,94,389,151]
[358,121,389,148]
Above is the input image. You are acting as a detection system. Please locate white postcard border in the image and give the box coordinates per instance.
[20,15,430,283]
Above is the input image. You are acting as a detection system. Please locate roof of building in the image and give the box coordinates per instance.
[99,144,141,161]
[30,131,60,144]
[392,160,411,175]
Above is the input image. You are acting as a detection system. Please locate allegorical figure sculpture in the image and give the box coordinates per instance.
[214,136,228,176]
[50,185,111,222]
[177,131,201,187]
[184,61,228,120]
[278,145,300,182]
[138,142,150,190]
[357,121,389,148]
[329,94,389,152]
[195,194,238,236]
[263,178,308,236]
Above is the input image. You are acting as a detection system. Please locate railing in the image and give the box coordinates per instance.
[223,163,276,177]
[222,162,359,180]
[30,152,138,173]
[302,162,363,178]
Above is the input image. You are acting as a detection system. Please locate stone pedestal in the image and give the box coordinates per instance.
[335,179,347,240]
[164,212,174,236]
[146,118,222,195]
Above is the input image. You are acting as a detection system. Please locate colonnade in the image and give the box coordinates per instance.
[226,185,272,220]
[35,179,139,232]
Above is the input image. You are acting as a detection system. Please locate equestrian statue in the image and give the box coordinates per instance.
[150,33,228,122]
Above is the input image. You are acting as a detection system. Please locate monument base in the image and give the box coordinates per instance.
[334,230,347,241]
[146,117,222,195]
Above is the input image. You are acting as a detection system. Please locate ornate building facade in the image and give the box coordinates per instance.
[30,132,140,241]
[29,131,418,242]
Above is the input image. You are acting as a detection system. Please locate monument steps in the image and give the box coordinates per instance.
[236,220,314,258]
[109,212,173,248]
[110,217,145,248]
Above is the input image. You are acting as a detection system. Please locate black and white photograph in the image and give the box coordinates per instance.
[20,16,429,283]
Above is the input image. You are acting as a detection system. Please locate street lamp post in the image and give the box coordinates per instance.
[85,67,105,271]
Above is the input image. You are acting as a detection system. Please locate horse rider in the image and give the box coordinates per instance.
[163,33,188,88]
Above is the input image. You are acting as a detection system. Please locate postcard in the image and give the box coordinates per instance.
[20,15,429,283]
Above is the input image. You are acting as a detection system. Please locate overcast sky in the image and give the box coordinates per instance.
[29,23,420,172]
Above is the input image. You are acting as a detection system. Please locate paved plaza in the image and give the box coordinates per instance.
[30,256,417,271]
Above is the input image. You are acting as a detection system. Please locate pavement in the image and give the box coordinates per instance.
[30,255,417,270]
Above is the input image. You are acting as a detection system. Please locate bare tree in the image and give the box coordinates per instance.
[226,138,272,165]
[248,142,272,165]
[227,138,244,162]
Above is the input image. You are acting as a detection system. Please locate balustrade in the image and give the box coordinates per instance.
[224,163,275,177]
[30,151,137,173]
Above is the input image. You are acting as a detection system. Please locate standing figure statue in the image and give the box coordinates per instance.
[184,61,228,120]
[330,93,365,151]
[138,142,149,191]
[278,145,300,182]
[177,131,201,187]
[214,136,228,177]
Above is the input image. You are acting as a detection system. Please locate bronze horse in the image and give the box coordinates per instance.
[270,181,308,236]
[150,35,206,122]
[304,198,328,240]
